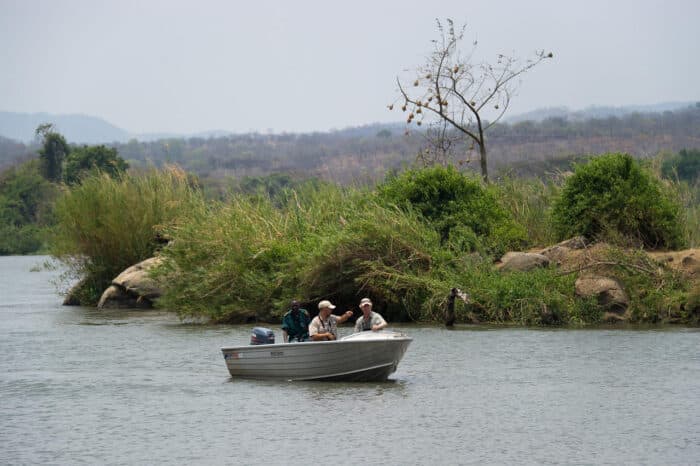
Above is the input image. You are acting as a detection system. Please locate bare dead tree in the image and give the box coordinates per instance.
[390,19,553,183]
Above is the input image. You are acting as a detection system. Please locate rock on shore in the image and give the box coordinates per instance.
[97,257,164,309]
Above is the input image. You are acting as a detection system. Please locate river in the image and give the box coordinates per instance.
[1,255,699,465]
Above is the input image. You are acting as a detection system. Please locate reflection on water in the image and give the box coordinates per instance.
[1,256,699,465]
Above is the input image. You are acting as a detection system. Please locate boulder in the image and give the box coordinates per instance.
[97,285,151,309]
[649,249,700,278]
[498,252,550,272]
[538,245,569,265]
[538,237,589,265]
[682,253,700,270]
[575,276,629,315]
[112,257,164,300]
[97,257,164,310]
[556,236,588,250]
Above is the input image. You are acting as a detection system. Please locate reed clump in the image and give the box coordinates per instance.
[50,166,203,304]
[155,183,456,322]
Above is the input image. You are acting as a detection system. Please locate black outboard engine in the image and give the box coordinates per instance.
[250,327,275,345]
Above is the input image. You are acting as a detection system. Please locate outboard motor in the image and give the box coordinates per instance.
[250,327,275,345]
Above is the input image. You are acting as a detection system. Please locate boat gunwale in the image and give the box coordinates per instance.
[220,335,412,353]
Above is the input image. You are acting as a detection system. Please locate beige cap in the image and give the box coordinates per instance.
[359,298,372,307]
[318,300,336,310]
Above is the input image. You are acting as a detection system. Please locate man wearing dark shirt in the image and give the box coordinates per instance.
[281,300,310,342]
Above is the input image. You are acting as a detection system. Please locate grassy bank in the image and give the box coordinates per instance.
[47,154,700,325]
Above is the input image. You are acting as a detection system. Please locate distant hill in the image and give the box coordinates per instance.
[0,111,131,144]
[1,102,696,145]
[507,102,697,123]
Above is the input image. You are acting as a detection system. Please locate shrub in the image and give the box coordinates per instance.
[50,166,203,304]
[0,224,45,255]
[377,165,526,256]
[551,153,686,249]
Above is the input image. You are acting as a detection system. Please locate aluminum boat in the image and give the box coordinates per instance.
[221,330,412,382]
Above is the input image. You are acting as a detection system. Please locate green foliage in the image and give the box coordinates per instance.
[377,165,526,255]
[235,173,321,206]
[154,180,614,326]
[155,183,451,323]
[0,160,58,254]
[36,124,70,182]
[453,263,582,326]
[551,153,686,249]
[661,148,700,183]
[0,224,45,255]
[63,145,129,185]
[45,151,700,326]
[50,167,203,305]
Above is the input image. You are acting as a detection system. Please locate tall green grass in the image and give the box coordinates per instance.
[649,153,700,248]
[50,166,203,304]
[155,183,455,322]
[494,174,561,248]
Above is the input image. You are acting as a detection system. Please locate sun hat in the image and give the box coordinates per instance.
[318,300,336,310]
[359,298,372,307]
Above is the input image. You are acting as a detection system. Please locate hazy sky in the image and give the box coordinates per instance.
[2,0,699,134]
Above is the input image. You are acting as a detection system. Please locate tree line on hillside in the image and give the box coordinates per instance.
[107,104,700,181]
[1,104,699,183]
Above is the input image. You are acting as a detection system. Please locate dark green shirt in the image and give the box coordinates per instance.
[281,308,310,342]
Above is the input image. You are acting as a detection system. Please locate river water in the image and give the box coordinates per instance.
[1,255,699,465]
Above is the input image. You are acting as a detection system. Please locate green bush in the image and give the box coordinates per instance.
[377,165,526,256]
[0,160,59,254]
[551,153,686,249]
[0,224,45,255]
[50,167,203,305]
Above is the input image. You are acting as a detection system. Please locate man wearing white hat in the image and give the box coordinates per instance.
[354,298,388,332]
[309,300,354,341]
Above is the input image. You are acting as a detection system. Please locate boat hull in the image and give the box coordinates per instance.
[221,331,412,382]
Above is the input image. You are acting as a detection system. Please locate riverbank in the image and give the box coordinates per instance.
[69,237,700,328]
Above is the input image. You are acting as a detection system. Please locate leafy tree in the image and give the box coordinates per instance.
[0,160,59,254]
[0,160,56,226]
[36,124,70,182]
[377,165,526,255]
[391,19,552,182]
[661,148,700,183]
[551,153,686,249]
[63,144,129,185]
